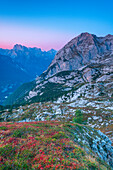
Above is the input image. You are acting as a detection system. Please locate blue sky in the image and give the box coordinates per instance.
[0,0,113,50]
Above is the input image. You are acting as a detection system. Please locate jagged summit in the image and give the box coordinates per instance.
[105,34,113,37]
[77,32,95,38]
[77,32,113,40]
[13,44,57,53]
[13,44,26,51]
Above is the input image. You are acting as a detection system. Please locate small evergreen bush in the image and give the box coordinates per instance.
[73,109,84,124]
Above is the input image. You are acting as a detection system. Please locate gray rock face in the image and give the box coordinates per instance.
[73,126,113,167]
[44,32,113,78]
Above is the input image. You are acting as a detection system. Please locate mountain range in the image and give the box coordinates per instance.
[5,32,113,105]
[0,45,56,104]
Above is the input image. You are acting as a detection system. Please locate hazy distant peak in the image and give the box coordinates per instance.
[13,44,27,52]
[47,49,57,53]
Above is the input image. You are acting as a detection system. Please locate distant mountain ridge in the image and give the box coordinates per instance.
[0,53,31,105]
[0,45,57,77]
[0,45,56,104]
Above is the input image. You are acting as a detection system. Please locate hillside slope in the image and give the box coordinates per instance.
[0,121,112,169]
[0,54,31,105]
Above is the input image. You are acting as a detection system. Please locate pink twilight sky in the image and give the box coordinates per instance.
[0,0,113,51]
[0,16,113,51]
[0,18,76,51]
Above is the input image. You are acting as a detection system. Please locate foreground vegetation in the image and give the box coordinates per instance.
[0,121,110,170]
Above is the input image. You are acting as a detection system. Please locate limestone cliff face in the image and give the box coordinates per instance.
[43,33,113,78]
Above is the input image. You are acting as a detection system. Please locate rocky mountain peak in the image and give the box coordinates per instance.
[77,32,95,39]
[13,44,25,51]
[105,34,113,38]
[43,33,113,78]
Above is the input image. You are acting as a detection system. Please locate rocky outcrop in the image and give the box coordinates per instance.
[73,125,113,167]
